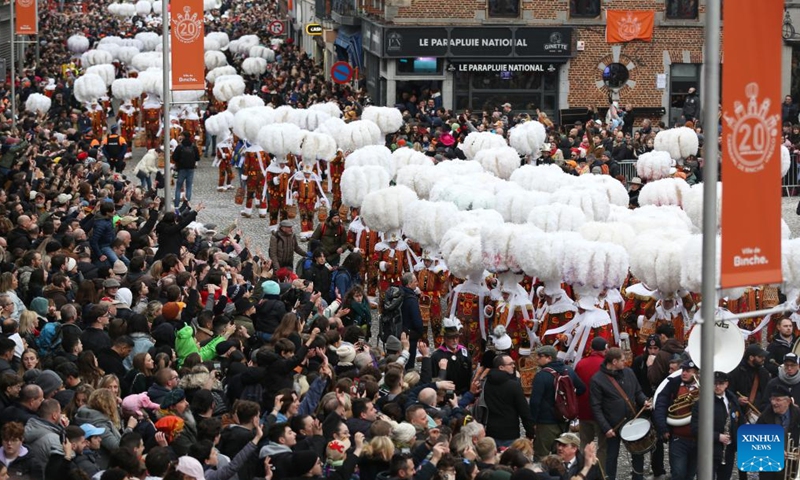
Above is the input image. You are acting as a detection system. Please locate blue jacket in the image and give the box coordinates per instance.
[89,215,115,260]
[400,286,424,334]
[529,359,586,424]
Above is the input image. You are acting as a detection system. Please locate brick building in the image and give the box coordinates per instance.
[288,0,715,126]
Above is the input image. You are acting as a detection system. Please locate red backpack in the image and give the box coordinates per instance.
[543,367,579,421]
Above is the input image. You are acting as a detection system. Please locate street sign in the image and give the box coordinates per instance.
[330,61,353,84]
[268,20,285,36]
[306,23,323,36]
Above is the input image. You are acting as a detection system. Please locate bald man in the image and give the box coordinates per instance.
[8,215,33,251]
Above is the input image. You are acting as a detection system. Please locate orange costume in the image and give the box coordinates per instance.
[266,160,291,227]
[142,98,162,149]
[347,212,381,297]
[117,102,137,146]
[372,232,412,295]
[651,292,695,344]
[214,136,235,191]
[537,287,578,355]
[329,150,345,212]
[620,283,657,356]
[492,281,536,361]
[87,102,106,138]
[180,108,203,150]
[446,274,493,366]
[415,254,449,345]
[241,145,268,218]
[288,167,329,233]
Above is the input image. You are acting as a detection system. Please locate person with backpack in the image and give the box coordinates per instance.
[589,347,650,480]
[483,353,535,448]
[172,131,200,209]
[310,211,347,266]
[529,345,586,460]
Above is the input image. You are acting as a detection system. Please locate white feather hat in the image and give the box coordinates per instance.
[226,95,265,115]
[361,106,403,135]
[117,46,140,65]
[233,107,276,144]
[575,174,629,207]
[67,35,90,54]
[130,51,163,71]
[636,150,673,181]
[360,186,419,233]
[461,131,507,160]
[73,74,107,104]
[25,94,51,114]
[402,200,460,249]
[256,123,304,158]
[510,164,575,193]
[549,184,611,222]
[213,76,245,102]
[204,111,235,138]
[135,32,160,51]
[86,64,115,87]
[309,102,343,119]
[248,45,276,62]
[494,187,551,224]
[638,178,691,208]
[341,166,391,209]
[345,145,394,178]
[563,240,629,290]
[526,204,586,232]
[392,147,434,173]
[629,231,690,293]
[242,57,267,76]
[111,78,144,101]
[340,120,383,151]
[578,221,636,251]
[474,146,521,180]
[395,165,436,199]
[301,132,337,161]
[440,222,485,279]
[206,65,237,84]
[508,120,546,156]
[315,117,348,142]
[622,205,694,234]
[514,231,579,284]
[81,49,114,67]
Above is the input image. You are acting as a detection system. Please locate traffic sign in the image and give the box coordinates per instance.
[268,20,285,36]
[306,23,323,36]
[330,61,353,84]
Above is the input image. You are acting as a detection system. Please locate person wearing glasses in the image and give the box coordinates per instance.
[80,305,112,354]
[483,353,535,448]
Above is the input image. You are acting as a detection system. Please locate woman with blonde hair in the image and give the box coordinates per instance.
[17,311,38,349]
[74,388,133,469]
[98,374,122,402]
[359,435,395,480]
[0,272,25,321]
[64,383,94,421]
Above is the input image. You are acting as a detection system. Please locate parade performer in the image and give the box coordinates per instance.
[620,282,657,356]
[288,164,329,233]
[142,95,162,149]
[169,116,184,142]
[446,272,493,366]
[536,284,578,356]
[266,158,291,228]
[492,273,535,361]
[373,230,413,296]
[651,291,695,344]
[214,133,234,192]
[180,106,202,151]
[329,149,345,213]
[347,206,381,298]
[415,250,449,346]
[240,143,268,218]
[232,137,248,207]
[117,101,137,147]
[87,100,106,138]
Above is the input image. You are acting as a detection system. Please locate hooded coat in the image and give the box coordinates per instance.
[73,405,122,469]
[23,416,65,478]
[483,369,535,442]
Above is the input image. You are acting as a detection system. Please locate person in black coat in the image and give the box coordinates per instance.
[430,324,473,395]
[589,348,649,480]
[399,273,424,371]
[756,385,800,480]
[483,353,535,447]
[691,371,742,480]
[765,317,797,377]
[728,344,771,424]
[253,280,286,342]
[303,249,333,304]
[153,205,202,261]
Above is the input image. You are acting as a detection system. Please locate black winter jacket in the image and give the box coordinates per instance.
[484,369,535,441]
[589,364,647,433]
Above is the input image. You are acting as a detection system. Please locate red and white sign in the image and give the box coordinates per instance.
[170,0,205,90]
[16,0,38,35]
[268,20,285,36]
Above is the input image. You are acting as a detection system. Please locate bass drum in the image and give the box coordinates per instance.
[620,418,657,455]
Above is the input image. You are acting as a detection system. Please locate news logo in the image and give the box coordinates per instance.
[738,424,784,472]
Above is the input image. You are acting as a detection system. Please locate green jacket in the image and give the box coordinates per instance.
[175,324,225,367]
[0,140,29,169]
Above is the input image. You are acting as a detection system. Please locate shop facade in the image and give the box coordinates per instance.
[360,22,574,118]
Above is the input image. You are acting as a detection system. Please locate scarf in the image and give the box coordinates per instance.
[349,299,370,325]
[779,365,800,386]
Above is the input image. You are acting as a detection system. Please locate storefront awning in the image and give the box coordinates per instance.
[335,25,363,69]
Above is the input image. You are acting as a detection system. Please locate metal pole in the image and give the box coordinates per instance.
[699,1,721,480]
[34,33,38,66]
[162,3,171,209]
[9,0,15,130]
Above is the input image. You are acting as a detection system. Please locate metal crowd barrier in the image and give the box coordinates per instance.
[617,158,800,196]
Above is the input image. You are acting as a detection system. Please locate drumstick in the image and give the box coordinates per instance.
[612,401,650,432]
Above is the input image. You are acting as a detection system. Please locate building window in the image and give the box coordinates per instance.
[602,63,630,90]
[570,0,600,18]
[666,0,698,20]
[488,0,519,18]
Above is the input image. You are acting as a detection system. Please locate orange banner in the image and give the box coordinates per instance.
[720,0,783,288]
[170,0,204,91]
[605,10,654,43]
[15,0,38,35]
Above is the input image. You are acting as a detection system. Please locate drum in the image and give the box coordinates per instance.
[620,418,657,456]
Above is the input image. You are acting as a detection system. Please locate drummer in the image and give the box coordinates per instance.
[589,347,651,480]
[690,371,741,480]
